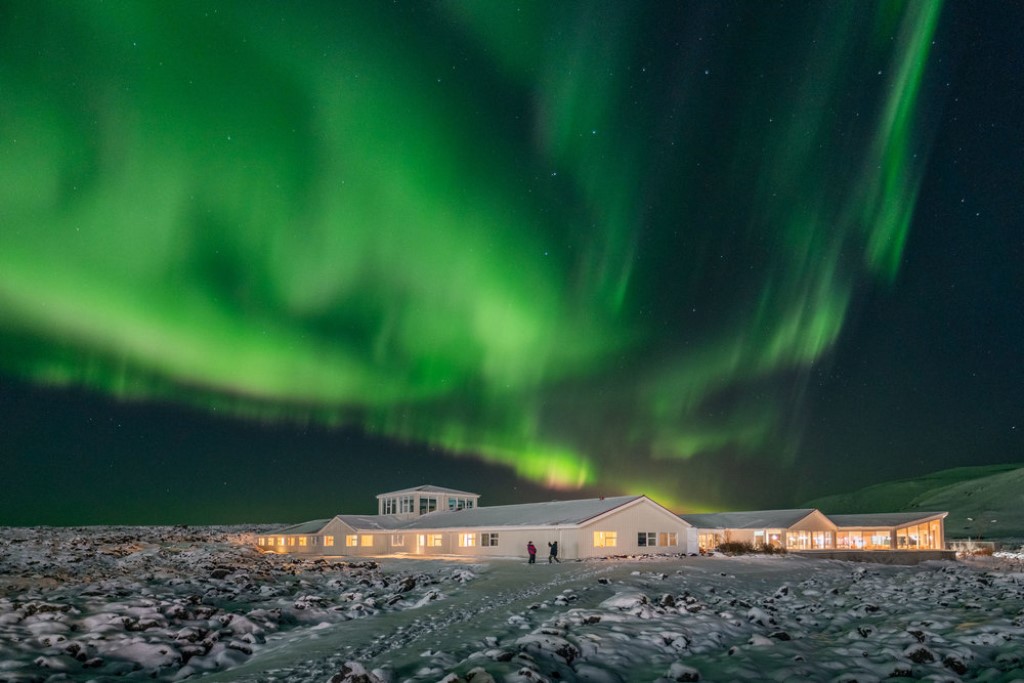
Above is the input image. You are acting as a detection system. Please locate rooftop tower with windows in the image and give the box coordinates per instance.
[376,484,480,519]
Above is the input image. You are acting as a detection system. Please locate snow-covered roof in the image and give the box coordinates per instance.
[375,484,480,498]
[270,518,332,534]
[395,496,644,530]
[270,496,648,535]
[828,511,948,528]
[336,514,407,530]
[679,509,820,530]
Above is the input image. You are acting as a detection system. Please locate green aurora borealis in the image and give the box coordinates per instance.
[3,1,1020,521]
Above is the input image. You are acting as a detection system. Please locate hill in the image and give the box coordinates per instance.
[805,464,1024,539]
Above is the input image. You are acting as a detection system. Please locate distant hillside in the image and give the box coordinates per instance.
[805,464,1024,539]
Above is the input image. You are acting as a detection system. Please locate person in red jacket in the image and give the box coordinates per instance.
[527,541,537,564]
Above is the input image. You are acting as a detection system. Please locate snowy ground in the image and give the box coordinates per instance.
[1,528,1023,682]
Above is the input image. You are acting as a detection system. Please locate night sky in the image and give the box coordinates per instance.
[2,1,1021,526]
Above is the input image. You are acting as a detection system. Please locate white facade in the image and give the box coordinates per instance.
[683,509,948,552]
[258,489,696,559]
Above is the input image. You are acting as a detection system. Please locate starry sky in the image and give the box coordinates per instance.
[1,1,1021,525]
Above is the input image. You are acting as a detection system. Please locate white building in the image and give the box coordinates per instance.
[258,485,697,559]
[681,509,948,552]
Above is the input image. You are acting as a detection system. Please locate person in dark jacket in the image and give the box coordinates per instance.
[547,541,560,563]
[527,541,537,564]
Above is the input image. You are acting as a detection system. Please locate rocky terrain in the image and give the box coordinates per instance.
[2,527,1023,682]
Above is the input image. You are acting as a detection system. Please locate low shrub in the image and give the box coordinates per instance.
[758,543,787,555]
[715,541,786,555]
[716,541,752,554]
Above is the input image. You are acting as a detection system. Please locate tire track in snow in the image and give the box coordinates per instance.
[353,561,620,662]
[203,560,621,682]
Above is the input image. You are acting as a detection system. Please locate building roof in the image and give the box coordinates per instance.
[396,495,645,530]
[828,511,948,528]
[679,509,821,530]
[271,518,332,534]
[268,495,652,535]
[375,484,480,498]
[336,514,407,530]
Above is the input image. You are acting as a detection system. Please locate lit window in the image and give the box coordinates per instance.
[417,532,442,548]
[659,532,678,546]
[279,537,286,546]
[458,533,475,547]
[360,535,373,547]
[299,537,307,547]
[594,531,617,548]
[785,531,811,550]
[287,537,296,546]
[638,532,657,547]
[346,535,358,547]
[871,532,891,549]
[391,534,405,546]
[323,536,334,547]
[698,533,718,551]
[257,538,265,546]
[481,532,499,547]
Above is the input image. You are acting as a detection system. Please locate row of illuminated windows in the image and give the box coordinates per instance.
[266,529,681,551]
[785,531,833,550]
[896,520,942,549]
[453,532,498,547]
[258,535,335,547]
[637,532,679,547]
[262,532,501,549]
[700,525,944,551]
[595,531,679,548]
[836,531,893,550]
[381,495,417,515]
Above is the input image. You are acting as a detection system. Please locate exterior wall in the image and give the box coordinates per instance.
[790,511,837,532]
[577,500,694,558]
[721,529,758,546]
[257,517,354,555]
[684,526,698,553]
[437,527,567,560]
[785,513,837,549]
